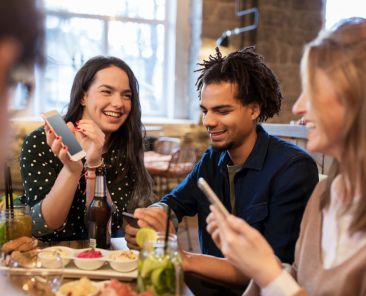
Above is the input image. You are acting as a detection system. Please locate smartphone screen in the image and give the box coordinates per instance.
[42,111,85,161]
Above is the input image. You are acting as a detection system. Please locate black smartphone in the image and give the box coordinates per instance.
[122,212,139,228]
[42,110,86,161]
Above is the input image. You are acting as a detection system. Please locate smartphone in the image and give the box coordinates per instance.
[122,212,139,228]
[42,110,86,161]
[197,177,229,217]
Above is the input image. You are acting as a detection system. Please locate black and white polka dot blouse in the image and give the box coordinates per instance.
[19,127,135,242]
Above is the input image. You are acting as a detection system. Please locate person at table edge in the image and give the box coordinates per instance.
[126,47,319,263]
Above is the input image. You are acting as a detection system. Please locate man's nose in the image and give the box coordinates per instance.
[202,112,217,127]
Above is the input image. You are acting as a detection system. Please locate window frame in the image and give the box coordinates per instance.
[32,0,191,121]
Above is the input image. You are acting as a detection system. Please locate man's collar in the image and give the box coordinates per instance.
[218,124,270,171]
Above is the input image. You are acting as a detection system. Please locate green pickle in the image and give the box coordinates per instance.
[138,234,182,296]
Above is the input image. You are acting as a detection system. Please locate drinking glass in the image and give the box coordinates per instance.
[137,233,183,296]
[0,205,32,246]
[7,250,64,295]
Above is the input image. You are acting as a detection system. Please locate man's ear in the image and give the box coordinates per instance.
[249,103,261,121]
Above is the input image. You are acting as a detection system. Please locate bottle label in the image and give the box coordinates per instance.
[89,238,96,249]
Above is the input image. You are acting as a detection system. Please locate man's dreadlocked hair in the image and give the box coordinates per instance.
[195,47,283,122]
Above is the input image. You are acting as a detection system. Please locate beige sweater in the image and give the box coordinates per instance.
[244,181,366,296]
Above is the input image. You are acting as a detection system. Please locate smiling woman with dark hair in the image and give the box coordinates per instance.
[20,56,156,243]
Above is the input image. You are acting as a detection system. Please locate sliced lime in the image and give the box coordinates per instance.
[140,256,168,278]
[151,266,165,288]
[136,227,157,248]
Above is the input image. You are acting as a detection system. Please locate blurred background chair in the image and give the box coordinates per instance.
[144,136,182,195]
[153,136,181,155]
[146,144,197,196]
[144,141,198,251]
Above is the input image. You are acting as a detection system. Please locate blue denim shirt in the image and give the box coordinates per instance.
[161,125,318,263]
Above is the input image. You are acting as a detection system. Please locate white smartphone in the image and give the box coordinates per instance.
[197,177,229,217]
[42,110,86,161]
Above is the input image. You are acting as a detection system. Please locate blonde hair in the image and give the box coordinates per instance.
[302,17,366,233]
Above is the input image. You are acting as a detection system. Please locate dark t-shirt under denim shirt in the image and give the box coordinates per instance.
[161,124,319,263]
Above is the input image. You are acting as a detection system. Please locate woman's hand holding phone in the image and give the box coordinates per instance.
[44,122,83,174]
[74,119,105,167]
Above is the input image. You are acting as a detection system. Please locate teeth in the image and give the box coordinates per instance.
[104,111,121,118]
[306,122,315,128]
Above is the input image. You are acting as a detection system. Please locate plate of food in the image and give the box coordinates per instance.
[107,250,139,272]
[56,277,103,296]
[57,277,154,296]
[73,248,109,271]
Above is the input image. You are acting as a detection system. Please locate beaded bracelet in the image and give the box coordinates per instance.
[84,158,104,171]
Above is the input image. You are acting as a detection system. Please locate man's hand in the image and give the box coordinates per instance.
[124,207,176,250]
[134,207,175,234]
[124,223,139,250]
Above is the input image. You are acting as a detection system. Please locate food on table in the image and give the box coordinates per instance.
[41,247,70,258]
[108,250,138,261]
[1,236,38,254]
[136,227,157,248]
[57,277,98,296]
[7,249,38,268]
[77,249,103,258]
[73,248,106,270]
[99,279,154,296]
[108,250,139,272]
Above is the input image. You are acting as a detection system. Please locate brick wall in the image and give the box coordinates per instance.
[201,0,324,123]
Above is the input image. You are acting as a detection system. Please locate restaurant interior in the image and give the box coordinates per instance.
[0,0,364,295]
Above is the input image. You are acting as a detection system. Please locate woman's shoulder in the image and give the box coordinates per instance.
[21,126,48,152]
[301,179,328,222]
[24,126,46,142]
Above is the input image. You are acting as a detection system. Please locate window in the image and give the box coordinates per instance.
[32,0,180,119]
[325,0,366,29]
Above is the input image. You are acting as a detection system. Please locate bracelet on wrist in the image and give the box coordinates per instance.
[85,171,96,180]
[84,158,104,170]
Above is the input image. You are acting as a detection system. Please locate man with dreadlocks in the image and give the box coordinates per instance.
[126,47,318,266]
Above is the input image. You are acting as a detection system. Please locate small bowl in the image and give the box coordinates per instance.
[107,250,139,272]
[73,248,108,271]
[40,246,73,268]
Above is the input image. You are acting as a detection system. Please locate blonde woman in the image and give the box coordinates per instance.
[207,18,366,295]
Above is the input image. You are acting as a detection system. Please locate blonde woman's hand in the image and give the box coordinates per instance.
[74,119,105,166]
[44,122,83,174]
[206,212,222,249]
[209,205,282,288]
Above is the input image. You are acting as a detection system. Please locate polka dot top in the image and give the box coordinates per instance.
[20,127,136,242]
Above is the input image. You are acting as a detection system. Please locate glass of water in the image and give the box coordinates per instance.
[7,249,64,295]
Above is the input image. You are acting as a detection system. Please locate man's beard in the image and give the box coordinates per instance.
[211,140,233,151]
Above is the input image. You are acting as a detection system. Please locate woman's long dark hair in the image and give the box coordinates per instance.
[64,56,155,210]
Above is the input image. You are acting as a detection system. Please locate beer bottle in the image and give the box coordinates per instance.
[87,166,111,249]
